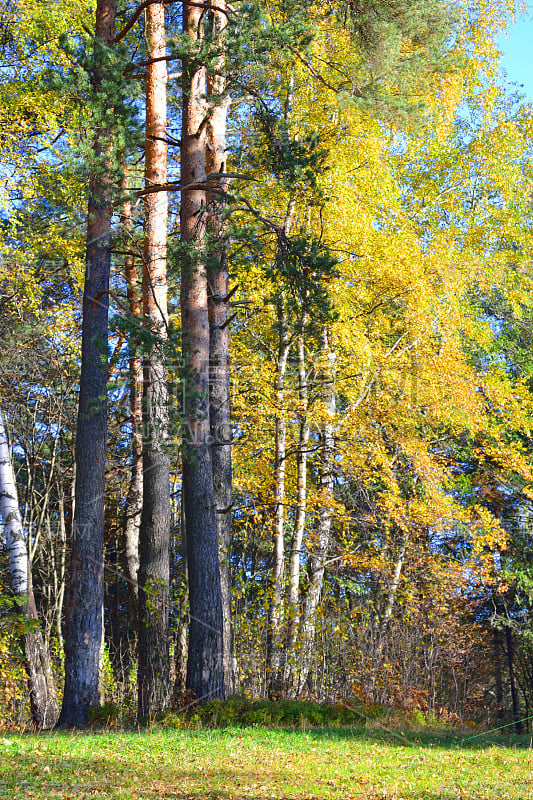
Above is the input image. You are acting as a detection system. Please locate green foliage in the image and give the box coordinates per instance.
[270,234,339,322]
[254,108,330,195]
[0,595,31,730]
[0,595,37,638]
[87,701,127,729]
[48,34,142,189]
[162,697,372,728]
[342,0,459,122]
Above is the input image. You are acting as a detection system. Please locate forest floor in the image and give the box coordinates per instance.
[1,725,532,800]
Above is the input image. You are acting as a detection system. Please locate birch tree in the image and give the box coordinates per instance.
[0,405,59,728]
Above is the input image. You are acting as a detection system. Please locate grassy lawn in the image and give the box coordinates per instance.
[1,726,533,800]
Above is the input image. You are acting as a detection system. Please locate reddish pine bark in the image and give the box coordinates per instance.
[206,0,234,694]
[58,0,117,729]
[137,0,172,717]
[181,0,225,702]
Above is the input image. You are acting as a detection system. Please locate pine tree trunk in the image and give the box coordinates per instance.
[295,329,335,697]
[172,503,189,701]
[206,2,234,693]
[121,171,142,616]
[58,0,116,728]
[181,0,225,702]
[137,0,171,717]
[0,406,59,729]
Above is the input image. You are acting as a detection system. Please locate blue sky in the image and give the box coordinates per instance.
[498,8,533,101]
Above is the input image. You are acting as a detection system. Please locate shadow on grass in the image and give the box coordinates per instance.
[302,724,533,750]
[7,721,532,752]
[141,722,532,751]
[0,736,530,800]
[0,752,273,800]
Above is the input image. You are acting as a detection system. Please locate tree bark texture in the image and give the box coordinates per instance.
[137,0,171,717]
[206,0,234,694]
[0,406,59,728]
[121,171,143,616]
[58,0,116,729]
[266,199,295,698]
[374,527,409,663]
[284,320,309,693]
[505,624,523,734]
[181,0,225,702]
[493,627,504,723]
[266,296,290,698]
[295,329,335,697]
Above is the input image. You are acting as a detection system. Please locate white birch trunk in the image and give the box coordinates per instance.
[266,295,290,697]
[0,404,59,728]
[284,320,310,693]
[265,197,297,697]
[295,330,336,697]
[0,406,28,596]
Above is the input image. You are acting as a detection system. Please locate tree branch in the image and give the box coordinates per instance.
[288,45,354,95]
[114,0,230,44]
[124,53,179,75]
[136,172,254,196]
[114,0,179,44]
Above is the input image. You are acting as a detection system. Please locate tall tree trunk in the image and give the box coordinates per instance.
[266,199,295,698]
[206,0,234,695]
[493,627,504,723]
[505,624,523,734]
[137,0,171,717]
[58,0,116,728]
[121,171,142,617]
[181,0,225,702]
[374,527,409,663]
[284,318,309,694]
[266,295,290,698]
[55,483,67,654]
[295,329,335,697]
[0,406,59,728]
[172,499,189,700]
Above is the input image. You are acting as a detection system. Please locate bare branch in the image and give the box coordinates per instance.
[288,45,356,95]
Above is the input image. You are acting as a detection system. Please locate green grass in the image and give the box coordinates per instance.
[1,725,533,799]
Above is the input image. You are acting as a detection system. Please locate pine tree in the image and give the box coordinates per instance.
[181,0,226,702]
[58,0,117,729]
[137,0,172,717]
